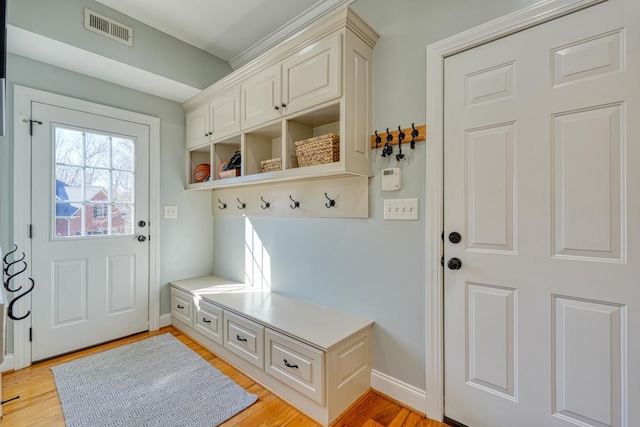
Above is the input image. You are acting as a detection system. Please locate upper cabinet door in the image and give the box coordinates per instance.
[186,104,210,149]
[241,64,282,130]
[282,34,342,115]
[210,87,241,139]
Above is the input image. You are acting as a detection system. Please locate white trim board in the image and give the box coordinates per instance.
[371,370,427,414]
[8,25,200,103]
[12,85,161,370]
[159,313,172,328]
[423,0,607,421]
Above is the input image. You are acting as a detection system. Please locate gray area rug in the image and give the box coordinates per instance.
[51,333,258,427]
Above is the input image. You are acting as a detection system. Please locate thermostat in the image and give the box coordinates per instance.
[381,167,401,191]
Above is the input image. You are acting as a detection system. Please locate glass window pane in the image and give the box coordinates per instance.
[87,203,109,235]
[112,138,134,171]
[85,133,110,168]
[112,203,133,235]
[55,203,82,237]
[56,165,83,193]
[55,127,83,165]
[85,168,110,202]
[112,171,134,203]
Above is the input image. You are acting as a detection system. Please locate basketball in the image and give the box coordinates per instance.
[194,163,210,182]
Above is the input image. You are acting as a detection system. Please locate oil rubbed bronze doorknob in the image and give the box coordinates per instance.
[137,235,147,242]
[447,257,462,270]
[449,232,462,244]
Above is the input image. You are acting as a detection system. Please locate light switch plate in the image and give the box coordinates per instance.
[164,205,178,219]
[384,198,418,220]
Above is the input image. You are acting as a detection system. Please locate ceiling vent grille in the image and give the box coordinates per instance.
[84,9,133,47]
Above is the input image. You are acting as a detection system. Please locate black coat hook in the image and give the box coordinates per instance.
[237,198,246,210]
[382,128,393,157]
[7,278,34,321]
[374,130,382,150]
[260,197,270,209]
[289,195,300,209]
[411,123,419,149]
[217,199,227,210]
[396,125,405,161]
[324,193,336,208]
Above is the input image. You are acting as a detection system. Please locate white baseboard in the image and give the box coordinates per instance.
[159,313,172,328]
[0,354,14,373]
[370,369,427,414]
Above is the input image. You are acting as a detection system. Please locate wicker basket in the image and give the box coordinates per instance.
[261,157,282,173]
[294,133,340,167]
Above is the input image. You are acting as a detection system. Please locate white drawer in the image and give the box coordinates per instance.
[265,328,324,404]
[194,299,223,345]
[223,311,264,369]
[170,288,193,326]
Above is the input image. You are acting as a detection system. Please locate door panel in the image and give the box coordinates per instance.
[31,102,150,361]
[444,0,638,425]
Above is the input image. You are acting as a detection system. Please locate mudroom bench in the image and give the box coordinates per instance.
[169,275,373,425]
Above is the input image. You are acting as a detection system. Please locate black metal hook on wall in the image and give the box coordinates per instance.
[410,123,419,149]
[7,278,34,321]
[374,130,382,150]
[289,195,300,209]
[325,193,336,208]
[4,244,27,293]
[396,125,405,161]
[382,128,393,157]
[260,197,270,209]
[237,198,246,210]
[217,199,227,210]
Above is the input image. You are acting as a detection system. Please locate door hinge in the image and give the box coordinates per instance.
[29,327,32,342]
[28,119,43,136]
[28,224,33,239]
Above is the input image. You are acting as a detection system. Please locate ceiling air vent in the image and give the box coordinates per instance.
[84,9,133,47]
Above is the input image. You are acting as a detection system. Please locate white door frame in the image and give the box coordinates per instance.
[424,0,607,420]
[12,85,161,370]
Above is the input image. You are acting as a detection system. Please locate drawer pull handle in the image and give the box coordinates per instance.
[202,318,211,324]
[284,359,299,369]
[236,335,247,342]
[177,305,185,309]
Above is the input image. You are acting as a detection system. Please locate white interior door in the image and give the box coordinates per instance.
[443,0,639,425]
[30,102,150,361]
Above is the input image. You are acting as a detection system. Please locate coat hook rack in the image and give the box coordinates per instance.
[289,195,300,209]
[217,199,227,210]
[370,124,426,149]
[260,197,271,209]
[324,193,336,208]
[237,198,246,210]
[381,128,393,157]
[396,125,406,161]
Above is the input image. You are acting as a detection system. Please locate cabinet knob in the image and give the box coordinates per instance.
[274,105,280,110]
[281,103,287,108]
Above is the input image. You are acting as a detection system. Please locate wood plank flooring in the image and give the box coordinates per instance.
[1,326,450,426]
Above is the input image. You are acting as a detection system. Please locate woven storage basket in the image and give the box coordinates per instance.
[294,133,340,167]
[261,157,282,173]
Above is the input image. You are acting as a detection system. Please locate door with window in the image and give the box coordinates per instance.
[31,102,150,361]
[443,0,639,425]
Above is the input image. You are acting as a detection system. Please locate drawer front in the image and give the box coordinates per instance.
[170,288,193,326]
[195,299,223,345]
[265,328,324,404]
[223,311,264,369]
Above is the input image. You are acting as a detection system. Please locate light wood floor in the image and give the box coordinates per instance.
[1,326,449,426]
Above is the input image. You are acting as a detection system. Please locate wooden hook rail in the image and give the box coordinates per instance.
[370,124,426,149]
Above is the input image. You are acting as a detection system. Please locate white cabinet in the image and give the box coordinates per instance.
[183,6,378,191]
[194,299,223,345]
[282,33,341,115]
[185,88,241,149]
[241,64,282,130]
[223,310,264,369]
[171,288,193,327]
[169,275,373,426]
